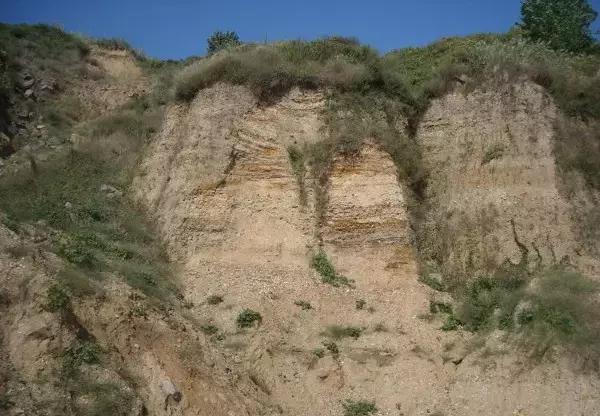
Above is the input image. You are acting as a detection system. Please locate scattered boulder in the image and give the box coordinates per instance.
[39,78,56,92]
[21,73,35,89]
[159,378,182,406]
[24,89,34,99]
[100,184,123,198]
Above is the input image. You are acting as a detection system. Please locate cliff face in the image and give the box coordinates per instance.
[418,81,599,280]
[2,29,600,415]
[130,82,600,416]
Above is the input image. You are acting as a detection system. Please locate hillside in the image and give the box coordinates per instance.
[1,24,600,416]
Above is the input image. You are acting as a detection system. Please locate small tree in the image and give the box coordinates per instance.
[520,0,598,52]
[207,31,241,55]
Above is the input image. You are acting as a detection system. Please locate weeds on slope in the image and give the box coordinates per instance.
[433,263,600,360]
[0,95,177,301]
[312,250,353,287]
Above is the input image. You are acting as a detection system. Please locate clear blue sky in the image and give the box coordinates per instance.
[1,0,599,59]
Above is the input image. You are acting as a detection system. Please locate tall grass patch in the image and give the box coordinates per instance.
[449,265,600,358]
[0,97,176,300]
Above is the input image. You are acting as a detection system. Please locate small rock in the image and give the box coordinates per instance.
[64,202,73,210]
[21,73,35,88]
[24,88,34,98]
[159,378,182,402]
[39,79,56,91]
[100,184,123,198]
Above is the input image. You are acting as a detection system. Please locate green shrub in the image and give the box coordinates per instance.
[419,273,445,292]
[294,300,312,310]
[206,294,224,305]
[441,315,462,331]
[207,31,241,55]
[62,340,101,376]
[324,325,363,340]
[452,265,600,355]
[311,250,353,287]
[481,144,505,165]
[201,325,219,335]
[75,381,135,416]
[45,284,70,312]
[520,0,598,52]
[430,301,453,315]
[313,348,325,358]
[174,38,379,103]
[323,340,339,355]
[236,309,262,328]
[342,400,378,416]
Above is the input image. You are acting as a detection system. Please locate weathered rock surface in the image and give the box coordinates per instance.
[418,81,598,279]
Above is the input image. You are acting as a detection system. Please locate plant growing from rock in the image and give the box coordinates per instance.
[236,309,262,328]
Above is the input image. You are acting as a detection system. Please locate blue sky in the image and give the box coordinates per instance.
[1,0,599,59]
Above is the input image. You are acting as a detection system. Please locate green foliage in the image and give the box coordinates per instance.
[441,315,462,331]
[236,309,262,328]
[311,250,353,287]
[430,301,453,315]
[62,340,101,376]
[201,325,219,335]
[175,37,379,102]
[520,0,598,52]
[94,37,146,60]
[452,265,600,355]
[342,400,378,416]
[207,31,241,55]
[0,105,175,300]
[555,118,600,192]
[71,380,135,416]
[206,294,224,305]
[324,325,363,340]
[313,347,325,358]
[45,284,71,312]
[294,300,312,310]
[481,144,505,165]
[287,145,307,205]
[323,340,339,355]
[419,273,445,292]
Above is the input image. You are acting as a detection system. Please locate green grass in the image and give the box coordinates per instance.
[481,144,505,165]
[450,265,600,356]
[201,325,219,335]
[62,340,101,377]
[323,340,340,355]
[67,379,136,416]
[342,400,378,416]
[311,250,353,287]
[287,145,307,205]
[206,294,224,305]
[174,37,379,103]
[0,90,176,300]
[430,301,453,315]
[294,300,312,310]
[236,309,262,328]
[45,284,71,312]
[324,325,363,340]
